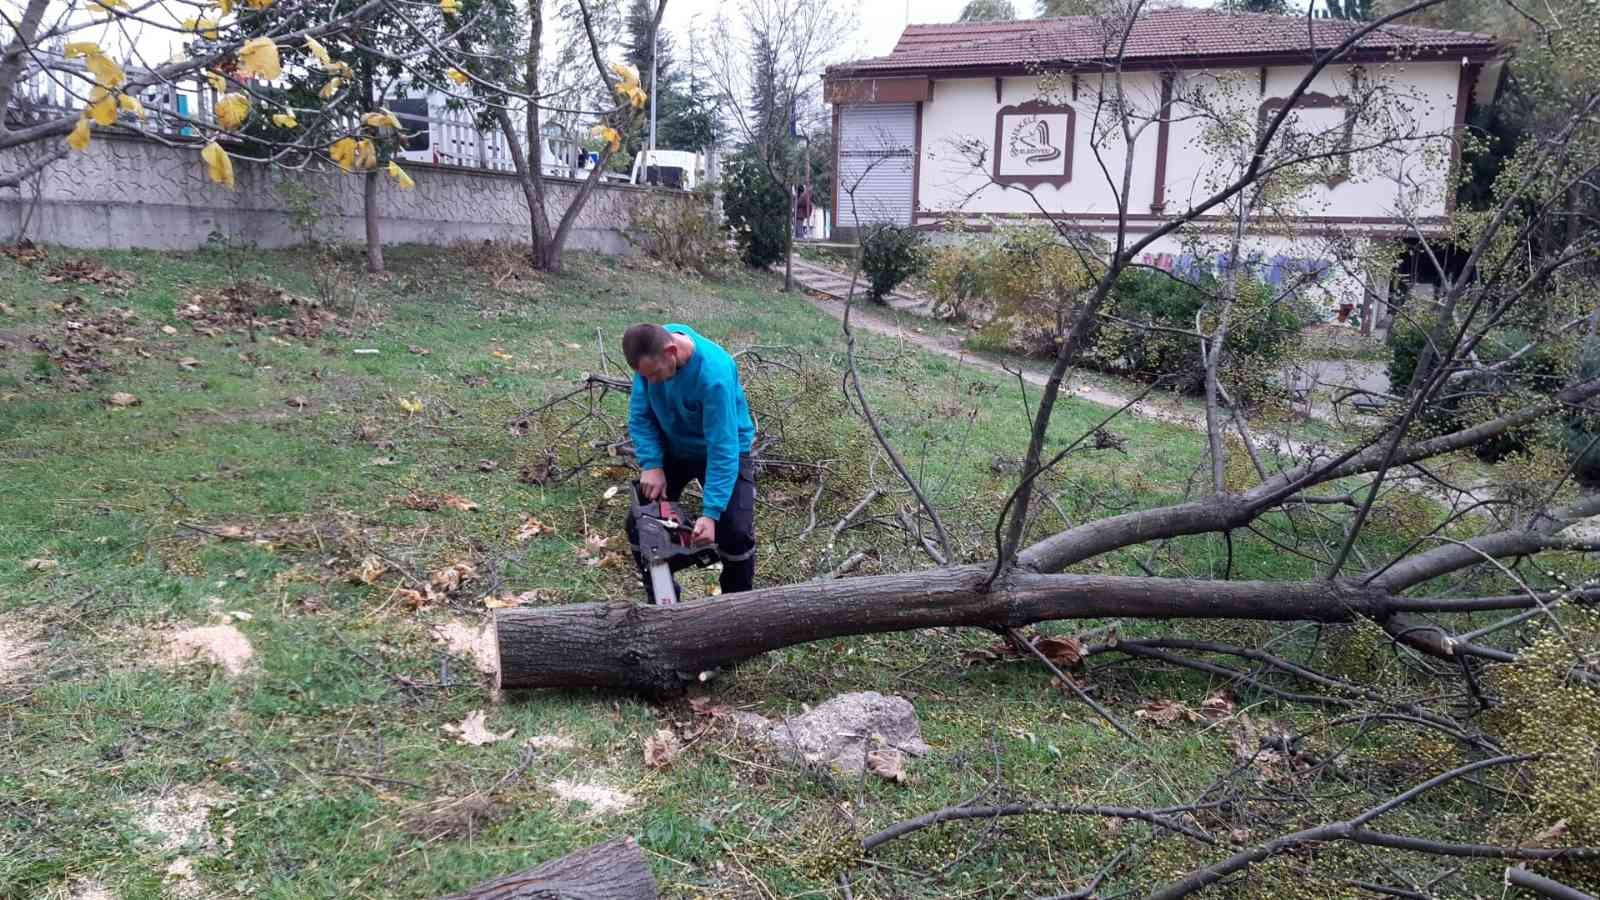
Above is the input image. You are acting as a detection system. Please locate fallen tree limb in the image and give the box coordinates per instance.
[436,836,656,899]
[497,568,1418,692]
[1506,867,1598,900]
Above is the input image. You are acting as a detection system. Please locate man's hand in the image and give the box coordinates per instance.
[640,468,667,501]
[691,516,716,547]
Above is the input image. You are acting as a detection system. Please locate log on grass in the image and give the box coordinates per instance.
[438,836,656,900]
[494,565,1398,693]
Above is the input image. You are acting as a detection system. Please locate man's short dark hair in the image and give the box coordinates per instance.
[623,324,672,369]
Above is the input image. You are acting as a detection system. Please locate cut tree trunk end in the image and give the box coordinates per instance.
[437,836,656,899]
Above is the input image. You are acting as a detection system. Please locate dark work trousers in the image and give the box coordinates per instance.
[626,453,757,602]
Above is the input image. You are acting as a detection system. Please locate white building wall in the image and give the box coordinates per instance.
[915,60,1465,223]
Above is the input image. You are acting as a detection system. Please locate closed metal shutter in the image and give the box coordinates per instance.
[837,103,915,227]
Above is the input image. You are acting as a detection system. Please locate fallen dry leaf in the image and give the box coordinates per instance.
[396,396,424,415]
[477,459,498,473]
[398,492,441,511]
[1034,635,1084,667]
[592,465,632,480]
[23,558,59,571]
[285,396,307,409]
[105,392,141,408]
[177,357,202,370]
[602,485,620,501]
[490,350,514,361]
[1135,699,1199,726]
[370,456,401,467]
[429,562,477,594]
[443,710,513,747]
[161,324,178,335]
[644,728,680,770]
[484,590,543,609]
[513,515,552,542]
[442,494,480,513]
[688,696,732,720]
[1200,692,1235,720]
[394,588,430,609]
[866,749,907,783]
[351,556,387,585]
[408,345,431,356]
[1525,819,1570,847]
[563,342,581,350]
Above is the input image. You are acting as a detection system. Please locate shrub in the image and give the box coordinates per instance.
[1091,268,1303,401]
[721,153,789,269]
[858,224,926,302]
[1565,335,1600,481]
[1387,310,1570,462]
[627,191,732,276]
[925,242,985,321]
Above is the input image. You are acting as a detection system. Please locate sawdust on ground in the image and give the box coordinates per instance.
[162,624,253,676]
[0,616,41,684]
[433,619,499,675]
[524,733,577,752]
[138,785,233,898]
[547,779,635,817]
[42,880,115,900]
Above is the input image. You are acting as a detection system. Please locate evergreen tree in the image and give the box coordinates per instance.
[959,0,1017,21]
[1318,0,1373,19]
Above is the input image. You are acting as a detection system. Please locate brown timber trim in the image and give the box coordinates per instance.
[823,76,931,104]
[911,101,924,226]
[831,104,840,235]
[827,45,1501,81]
[1150,72,1174,214]
[1446,61,1482,214]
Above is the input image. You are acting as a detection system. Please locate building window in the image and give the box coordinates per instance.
[992,100,1074,188]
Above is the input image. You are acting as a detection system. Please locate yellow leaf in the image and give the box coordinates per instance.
[85,53,125,90]
[205,70,227,93]
[609,61,640,89]
[446,68,468,85]
[216,0,234,15]
[118,93,145,119]
[271,111,297,128]
[87,92,118,126]
[91,0,128,11]
[66,116,92,152]
[245,0,274,8]
[183,16,220,39]
[590,124,620,152]
[329,136,356,171]
[439,0,460,14]
[304,37,331,67]
[237,37,281,80]
[318,77,342,100]
[386,160,415,189]
[64,42,100,60]
[397,395,424,414]
[215,93,249,130]
[355,138,377,170]
[362,109,401,130]
[621,84,647,109]
[201,141,235,189]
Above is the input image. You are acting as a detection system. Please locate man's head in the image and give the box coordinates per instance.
[623,323,684,384]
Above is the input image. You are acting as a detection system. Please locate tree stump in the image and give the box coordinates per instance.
[437,836,657,899]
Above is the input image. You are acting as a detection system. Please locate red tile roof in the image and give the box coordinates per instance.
[831,9,1500,76]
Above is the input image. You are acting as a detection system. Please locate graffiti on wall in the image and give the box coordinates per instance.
[1138,251,1335,290]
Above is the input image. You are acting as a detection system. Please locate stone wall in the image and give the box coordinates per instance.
[0,133,699,252]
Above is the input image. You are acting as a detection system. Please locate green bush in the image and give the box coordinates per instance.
[1565,335,1600,481]
[1090,268,1303,401]
[721,153,789,269]
[1387,311,1569,462]
[858,225,925,302]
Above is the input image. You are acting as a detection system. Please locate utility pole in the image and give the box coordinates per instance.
[648,25,658,157]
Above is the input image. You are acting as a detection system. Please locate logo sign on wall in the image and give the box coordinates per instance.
[993,101,1074,187]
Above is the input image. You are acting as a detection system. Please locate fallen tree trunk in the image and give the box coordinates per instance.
[437,836,656,899]
[496,565,1403,692]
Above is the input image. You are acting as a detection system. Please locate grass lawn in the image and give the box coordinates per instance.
[0,243,1516,898]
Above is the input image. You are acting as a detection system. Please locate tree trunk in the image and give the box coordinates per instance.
[363,169,384,274]
[495,566,1396,693]
[437,836,656,900]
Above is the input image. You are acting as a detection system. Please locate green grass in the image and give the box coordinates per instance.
[0,243,1525,898]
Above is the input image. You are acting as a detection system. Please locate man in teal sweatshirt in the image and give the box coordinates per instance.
[622,323,757,601]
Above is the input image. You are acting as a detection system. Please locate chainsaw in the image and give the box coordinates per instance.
[627,481,719,605]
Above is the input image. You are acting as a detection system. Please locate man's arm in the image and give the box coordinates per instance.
[628,373,666,474]
[698,379,741,522]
